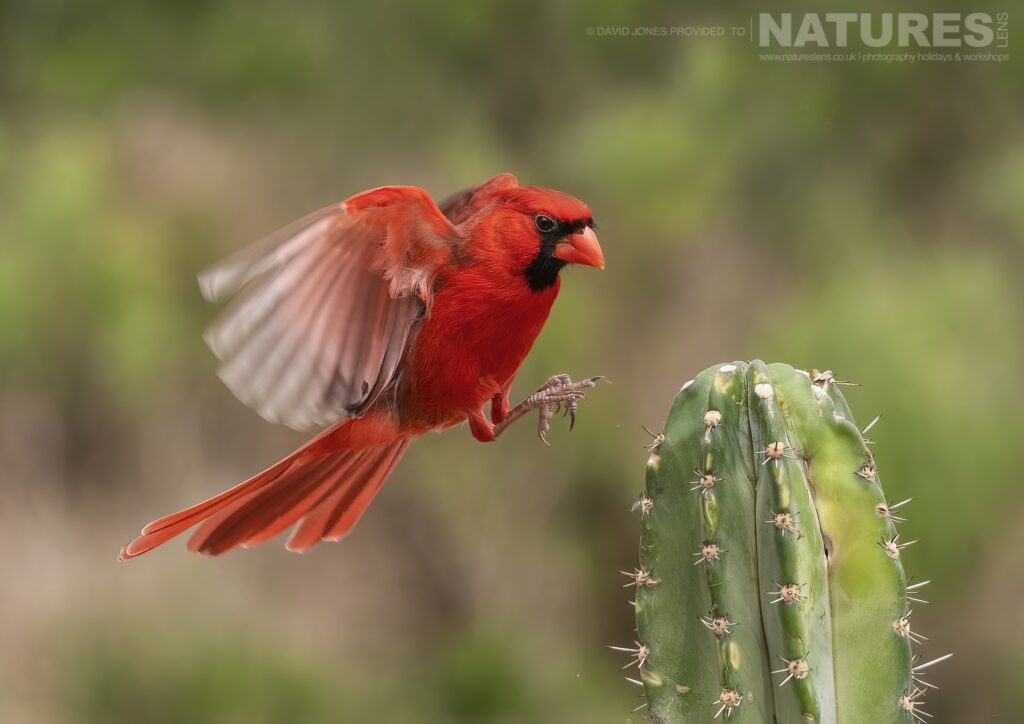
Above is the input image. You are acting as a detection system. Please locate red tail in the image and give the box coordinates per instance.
[119,436,409,559]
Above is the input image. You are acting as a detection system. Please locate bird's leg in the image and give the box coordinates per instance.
[490,385,512,424]
[492,374,606,444]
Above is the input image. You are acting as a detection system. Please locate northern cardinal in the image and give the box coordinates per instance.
[120,173,605,559]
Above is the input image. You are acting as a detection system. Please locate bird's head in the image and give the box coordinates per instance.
[493,186,604,292]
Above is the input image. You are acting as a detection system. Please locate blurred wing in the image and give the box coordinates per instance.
[200,186,458,431]
[437,173,518,223]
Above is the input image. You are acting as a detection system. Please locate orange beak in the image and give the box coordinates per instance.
[552,226,605,269]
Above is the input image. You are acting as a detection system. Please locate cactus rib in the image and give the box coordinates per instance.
[628,361,943,723]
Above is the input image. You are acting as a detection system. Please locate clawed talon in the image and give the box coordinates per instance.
[538,404,554,445]
[529,374,605,444]
[491,374,606,443]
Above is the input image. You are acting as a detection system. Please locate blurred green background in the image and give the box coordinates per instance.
[1,1,1022,722]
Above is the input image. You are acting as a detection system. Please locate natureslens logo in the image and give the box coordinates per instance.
[757,12,1009,49]
[582,13,1010,64]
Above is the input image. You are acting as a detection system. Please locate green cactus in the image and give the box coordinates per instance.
[624,361,948,723]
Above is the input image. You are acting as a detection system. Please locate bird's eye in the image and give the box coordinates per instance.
[534,214,556,233]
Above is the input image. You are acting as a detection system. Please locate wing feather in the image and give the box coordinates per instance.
[200,204,345,303]
[256,257,344,424]
[200,187,457,430]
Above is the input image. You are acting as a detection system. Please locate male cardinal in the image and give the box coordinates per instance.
[120,173,604,559]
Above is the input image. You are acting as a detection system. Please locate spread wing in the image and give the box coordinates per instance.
[199,186,459,431]
[437,173,518,223]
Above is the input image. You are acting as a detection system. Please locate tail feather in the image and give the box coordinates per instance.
[119,456,297,560]
[284,459,367,551]
[241,452,366,548]
[324,440,408,540]
[187,454,339,555]
[287,439,408,551]
[139,456,295,536]
[119,438,409,560]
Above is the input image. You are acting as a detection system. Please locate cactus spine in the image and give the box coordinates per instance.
[626,361,945,723]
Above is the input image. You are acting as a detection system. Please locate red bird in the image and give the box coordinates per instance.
[120,173,604,559]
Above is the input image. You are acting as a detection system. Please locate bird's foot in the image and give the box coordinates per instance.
[491,374,606,443]
[518,374,606,444]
